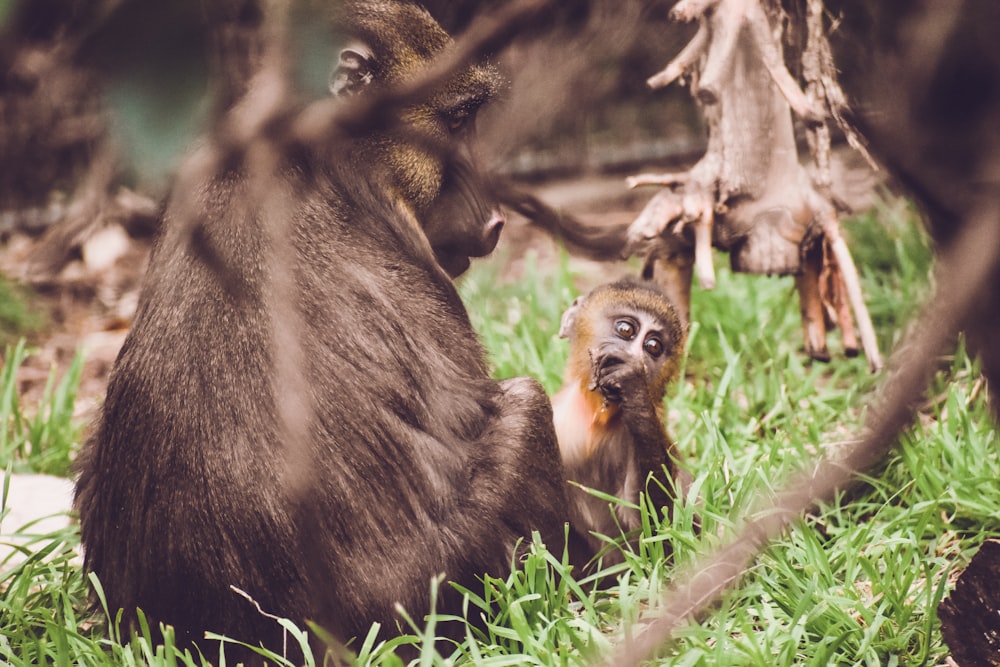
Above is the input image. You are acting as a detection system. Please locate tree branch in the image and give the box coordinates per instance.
[625,172,689,189]
[746,0,824,123]
[647,20,708,90]
[670,0,721,23]
[822,215,883,371]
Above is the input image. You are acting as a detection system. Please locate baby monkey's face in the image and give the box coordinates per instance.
[590,305,678,398]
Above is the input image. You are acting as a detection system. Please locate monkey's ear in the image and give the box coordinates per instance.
[558,296,585,339]
[329,43,375,97]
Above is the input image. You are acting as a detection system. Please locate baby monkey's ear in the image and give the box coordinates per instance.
[558,295,586,339]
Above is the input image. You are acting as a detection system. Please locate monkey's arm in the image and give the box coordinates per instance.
[591,346,679,523]
[484,377,572,558]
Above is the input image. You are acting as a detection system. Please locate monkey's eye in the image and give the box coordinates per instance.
[644,336,664,358]
[614,319,636,340]
[444,108,473,134]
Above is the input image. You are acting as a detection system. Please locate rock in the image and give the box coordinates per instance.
[0,473,76,570]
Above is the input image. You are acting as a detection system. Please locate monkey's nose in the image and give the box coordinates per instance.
[482,209,505,253]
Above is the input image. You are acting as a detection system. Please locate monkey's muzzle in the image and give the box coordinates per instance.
[436,209,505,278]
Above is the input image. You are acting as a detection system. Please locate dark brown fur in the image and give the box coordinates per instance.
[74,2,567,663]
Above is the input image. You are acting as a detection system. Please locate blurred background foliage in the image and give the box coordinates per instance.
[0,0,705,208]
[0,0,902,227]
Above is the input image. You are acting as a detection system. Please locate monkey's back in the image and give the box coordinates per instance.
[73,153,566,659]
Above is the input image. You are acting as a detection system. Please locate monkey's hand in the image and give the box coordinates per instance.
[589,344,648,408]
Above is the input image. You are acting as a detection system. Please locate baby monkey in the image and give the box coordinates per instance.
[552,279,688,564]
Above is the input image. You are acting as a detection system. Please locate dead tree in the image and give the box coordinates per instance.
[625,0,881,371]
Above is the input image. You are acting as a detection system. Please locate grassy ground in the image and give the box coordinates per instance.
[1,198,997,665]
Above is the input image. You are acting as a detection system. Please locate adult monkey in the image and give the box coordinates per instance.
[74,1,569,662]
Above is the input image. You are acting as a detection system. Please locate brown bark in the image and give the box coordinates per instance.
[626,0,881,371]
[938,540,1000,666]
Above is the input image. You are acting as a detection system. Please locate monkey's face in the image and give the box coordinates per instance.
[591,305,681,401]
[333,2,505,277]
[562,281,687,402]
[418,91,505,278]
[389,71,505,276]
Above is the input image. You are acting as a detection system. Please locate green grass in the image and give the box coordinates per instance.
[0,340,84,476]
[0,198,996,665]
[0,276,46,347]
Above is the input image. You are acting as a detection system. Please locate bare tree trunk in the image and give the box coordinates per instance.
[626,0,881,371]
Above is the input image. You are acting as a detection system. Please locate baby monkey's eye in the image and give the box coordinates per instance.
[644,336,663,358]
[614,319,636,339]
